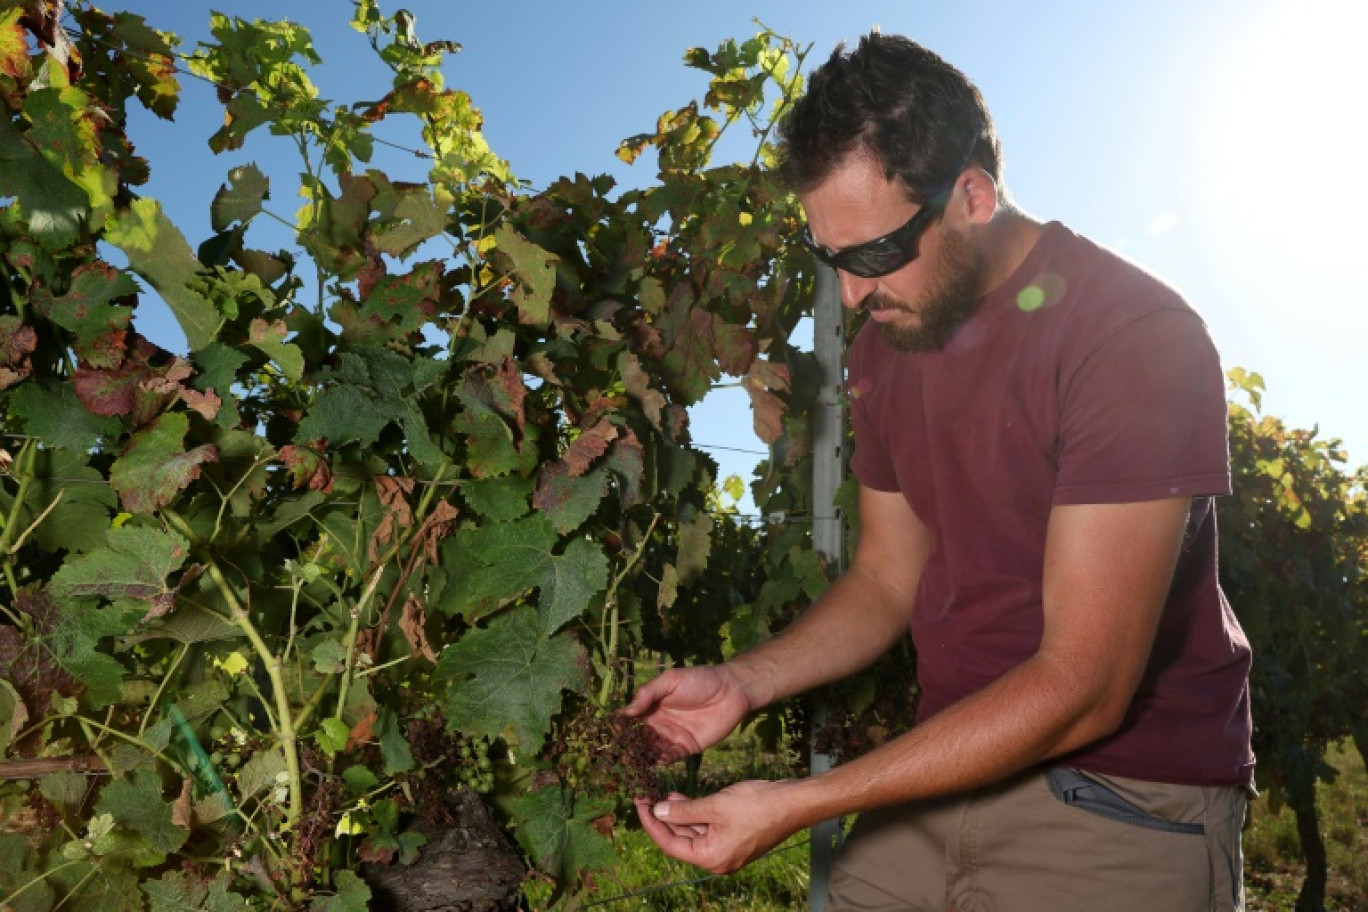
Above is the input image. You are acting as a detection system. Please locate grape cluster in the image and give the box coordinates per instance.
[547,705,667,805]
[402,712,498,803]
[455,737,495,794]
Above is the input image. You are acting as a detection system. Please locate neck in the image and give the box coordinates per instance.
[976,206,1045,298]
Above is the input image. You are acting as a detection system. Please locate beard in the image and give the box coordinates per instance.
[866,226,985,353]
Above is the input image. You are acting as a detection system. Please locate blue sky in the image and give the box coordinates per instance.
[95,0,1368,498]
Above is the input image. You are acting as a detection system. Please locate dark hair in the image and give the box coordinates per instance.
[777,32,1003,203]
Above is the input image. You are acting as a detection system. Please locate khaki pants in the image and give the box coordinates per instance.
[827,767,1249,912]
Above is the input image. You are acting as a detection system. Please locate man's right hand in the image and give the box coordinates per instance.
[621,665,754,763]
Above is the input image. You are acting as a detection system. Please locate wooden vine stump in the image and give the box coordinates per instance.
[363,788,525,912]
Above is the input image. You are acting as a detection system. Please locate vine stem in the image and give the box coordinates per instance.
[333,563,386,723]
[597,514,661,706]
[0,439,37,597]
[163,510,304,831]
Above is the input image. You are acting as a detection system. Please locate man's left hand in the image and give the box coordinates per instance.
[633,780,802,875]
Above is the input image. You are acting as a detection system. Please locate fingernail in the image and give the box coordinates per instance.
[653,802,670,819]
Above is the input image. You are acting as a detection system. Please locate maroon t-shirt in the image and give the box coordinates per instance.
[847,222,1254,786]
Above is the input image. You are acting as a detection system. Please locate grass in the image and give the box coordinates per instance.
[1244,740,1368,912]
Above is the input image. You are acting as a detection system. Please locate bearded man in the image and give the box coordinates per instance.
[627,32,1254,912]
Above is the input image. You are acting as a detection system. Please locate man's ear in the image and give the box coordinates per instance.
[952,166,999,226]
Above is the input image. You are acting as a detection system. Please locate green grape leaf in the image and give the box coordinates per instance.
[539,537,608,635]
[675,511,713,585]
[316,717,349,755]
[436,605,587,749]
[143,870,210,912]
[510,786,615,880]
[436,515,557,620]
[461,475,532,521]
[105,197,222,351]
[237,747,287,800]
[51,863,143,911]
[48,599,138,710]
[372,185,448,258]
[191,342,249,397]
[95,768,189,855]
[109,411,219,513]
[0,679,25,756]
[10,382,121,453]
[247,317,304,381]
[308,870,371,912]
[296,383,390,449]
[493,223,557,326]
[210,162,268,231]
[0,115,90,251]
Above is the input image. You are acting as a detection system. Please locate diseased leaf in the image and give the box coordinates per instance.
[35,261,136,361]
[605,432,646,506]
[436,605,587,749]
[105,197,221,350]
[51,525,191,624]
[533,463,606,534]
[564,419,617,477]
[109,411,218,513]
[0,316,36,389]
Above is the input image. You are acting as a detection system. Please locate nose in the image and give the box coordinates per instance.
[838,269,876,310]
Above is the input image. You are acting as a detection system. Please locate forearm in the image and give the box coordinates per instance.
[723,562,914,711]
[781,650,1114,828]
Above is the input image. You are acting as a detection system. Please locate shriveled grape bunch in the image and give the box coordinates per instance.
[547,705,668,805]
[403,711,498,799]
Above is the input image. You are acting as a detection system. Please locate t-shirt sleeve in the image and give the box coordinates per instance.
[1054,307,1231,505]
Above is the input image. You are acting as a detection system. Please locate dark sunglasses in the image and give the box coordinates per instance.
[800,196,948,279]
[801,139,977,278]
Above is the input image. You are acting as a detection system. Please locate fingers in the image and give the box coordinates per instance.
[634,798,706,861]
[654,792,706,836]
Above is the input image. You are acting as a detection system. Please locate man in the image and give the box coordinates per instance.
[625,32,1254,912]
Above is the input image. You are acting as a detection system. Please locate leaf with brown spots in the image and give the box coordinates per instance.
[564,418,618,477]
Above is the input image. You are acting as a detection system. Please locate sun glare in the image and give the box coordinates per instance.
[1193,0,1368,275]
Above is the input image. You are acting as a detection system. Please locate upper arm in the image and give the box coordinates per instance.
[849,485,935,609]
[1037,497,1191,730]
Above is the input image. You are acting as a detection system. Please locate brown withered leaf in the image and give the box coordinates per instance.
[399,594,437,663]
[179,387,221,421]
[347,712,377,753]
[414,499,459,565]
[744,360,791,445]
[0,317,37,390]
[171,777,194,830]
[369,475,416,562]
